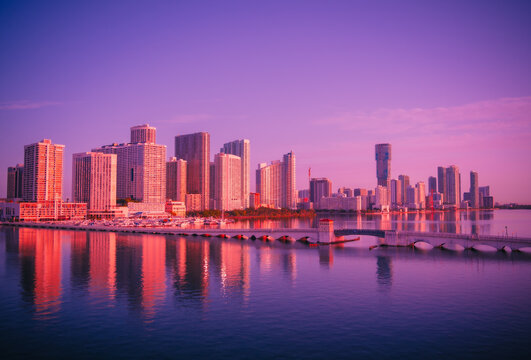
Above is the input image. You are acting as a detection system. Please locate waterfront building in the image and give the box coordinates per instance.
[390,178,402,207]
[256,151,297,209]
[398,175,410,205]
[375,143,391,187]
[93,125,166,203]
[249,192,260,209]
[165,201,186,217]
[416,181,426,209]
[130,124,156,144]
[72,152,117,215]
[166,157,187,202]
[221,139,250,208]
[0,201,86,221]
[470,171,479,208]
[428,176,437,194]
[127,202,166,217]
[375,185,390,211]
[406,186,418,209]
[310,178,332,209]
[209,162,216,208]
[214,153,242,211]
[23,139,64,202]
[7,164,24,199]
[175,132,210,210]
[437,166,447,202]
[483,196,494,209]
[318,196,361,211]
[298,189,310,201]
[445,165,460,206]
[185,193,203,212]
[479,186,490,208]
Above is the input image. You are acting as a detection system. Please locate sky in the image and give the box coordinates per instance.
[1,0,530,203]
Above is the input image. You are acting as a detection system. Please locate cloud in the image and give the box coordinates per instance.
[314,96,531,137]
[0,100,62,110]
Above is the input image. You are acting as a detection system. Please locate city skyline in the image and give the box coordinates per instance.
[1,0,530,203]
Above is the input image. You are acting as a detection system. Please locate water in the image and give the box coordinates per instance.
[1,210,531,359]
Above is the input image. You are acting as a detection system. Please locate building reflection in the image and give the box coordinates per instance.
[18,228,62,318]
[115,234,144,311]
[219,241,251,301]
[141,235,166,319]
[71,231,90,290]
[319,246,333,268]
[88,232,117,299]
[376,256,392,291]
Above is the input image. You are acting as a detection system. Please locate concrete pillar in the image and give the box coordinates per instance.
[318,218,335,243]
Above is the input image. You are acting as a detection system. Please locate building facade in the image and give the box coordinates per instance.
[7,164,24,199]
[445,165,460,206]
[72,152,117,214]
[23,139,64,202]
[375,143,391,187]
[166,157,187,202]
[130,124,157,144]
[175,132,210,210]
[256,151,297,209]
[214,153,242,211]
[310,178,332,209]
[221,139,250,208]
[470,171,479,208]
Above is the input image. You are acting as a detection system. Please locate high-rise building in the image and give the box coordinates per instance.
[72,152,117,213]
[310,178,332,208]
[166,157,187,202]
[7,164,24,199]
[214,153,242,211]
[416,181,426,209]
[437,166,447,202]
[93,126,166,203]
[375,185,389,210]
[390,179,402,207]
[256,151,297,209]
[479,186,490,208]
[375,144,392,187]
[23,139,64,202]
[470,171,479,208]
[398,175,410,205]
[445,165,460,206]
[338,187,353,197]
[428,176,437,194]
[175,132,210,210]
[221,139,250,208]
[282,151,297,209]
[131,124,156,144]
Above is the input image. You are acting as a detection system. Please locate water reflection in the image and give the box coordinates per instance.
[376,256,393,292]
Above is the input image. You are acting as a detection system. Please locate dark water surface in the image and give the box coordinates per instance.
[1,211,531,359]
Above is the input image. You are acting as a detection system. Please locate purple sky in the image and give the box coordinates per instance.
[1,0,530,203]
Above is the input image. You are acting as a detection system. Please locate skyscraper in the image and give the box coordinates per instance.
[7,164,24,199]
[282,151,297,209]
[175,132,210,210]
[72,152,117,213]
[428,176,437,194]
[470,171,479,208]
[310,178,332,208]
[131,124,156,144]
[437,166,447,201]
[93,125,166,203]
[166,157,187,202]
[375,143,391,187]
[398,175,410,205]
[445,165,460,206]
[214,153,242,211]
[390,178,402,207]
[23,139,64,202]
[221,139,250,208]
[256,151,297,209]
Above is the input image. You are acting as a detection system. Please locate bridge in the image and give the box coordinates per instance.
[2,220,531,251]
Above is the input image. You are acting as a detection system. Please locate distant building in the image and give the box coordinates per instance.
[483,196,494,209]
[437,166,447,202]
[354,188,368,197]
[214,153,242,211]
[375,185,389,211]
[398,175,410,205]
[445,165,460,206]
[479,186,490,208]
[338,187,353,197]
[7,164,24,199]
[175,132,210,210]
[470,171,479,208]
[416,182,426,209]
[0,201,86,221]
[375,143,391,187]
[428,176,437,194]
[93,125,166,203]
[249,192,260,209]
[390,178,402,207]
[166,157,187,202]
[185,193,203,212]
[165,201,186,217]
[24,139,65,202]
[221,139,250,208]
[72,152,117,216]
[256,151,297,209]
[310,178,332,209]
